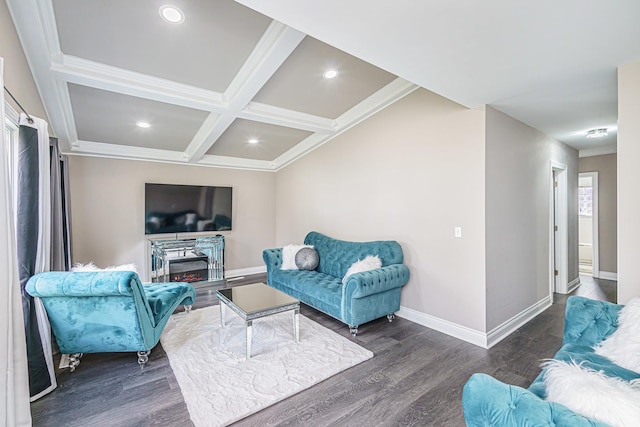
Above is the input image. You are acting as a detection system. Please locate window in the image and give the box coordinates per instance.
[578,185,593,216]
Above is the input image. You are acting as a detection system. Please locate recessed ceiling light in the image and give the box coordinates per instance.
[159,5,184,24]
[586,128,608,139]
[323,69,339,79]
[248,139,259,144]
[136,121,151,128]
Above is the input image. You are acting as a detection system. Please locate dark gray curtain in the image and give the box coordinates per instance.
[16,124,51,398]
[50,137,71,271]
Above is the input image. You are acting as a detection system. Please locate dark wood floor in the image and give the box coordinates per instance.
[30,274,617,427]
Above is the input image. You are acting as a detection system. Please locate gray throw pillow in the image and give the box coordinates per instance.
[295,247,319,270]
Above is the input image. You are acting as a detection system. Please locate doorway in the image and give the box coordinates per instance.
[550,162,568,296]
[578,172,599,277]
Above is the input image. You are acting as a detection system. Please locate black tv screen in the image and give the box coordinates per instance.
[145,183,232,235]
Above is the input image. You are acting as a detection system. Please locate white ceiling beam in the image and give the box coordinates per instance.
[50,55,226,112]
[182,114,235,162]
[238,102,335,133]
[184,21,305,162]
[7,0,74,151]
[273,78,419,170]
[51,79,79,144]
[224,21,305,108]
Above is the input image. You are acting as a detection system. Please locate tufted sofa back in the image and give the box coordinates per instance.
[562,296,622,347]
[304,231,405,279]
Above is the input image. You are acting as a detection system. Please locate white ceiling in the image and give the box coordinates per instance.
[237,0,640,157]
[7,0,416,171]
[9,1,640,169]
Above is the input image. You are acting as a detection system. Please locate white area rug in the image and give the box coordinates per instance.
[160,306,373,426]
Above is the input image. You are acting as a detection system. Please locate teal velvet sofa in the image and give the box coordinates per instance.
[263,231,410,335]
[463,296,639,426]
[26,270,196,370]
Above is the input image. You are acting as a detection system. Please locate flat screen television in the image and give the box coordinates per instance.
[145,183,232,235]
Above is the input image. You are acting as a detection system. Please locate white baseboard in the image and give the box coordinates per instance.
[226,265,266,278]
[567,277,581,293]
[397,295,552,349]
[396,306,488,348]
[486,295,551,348]
[598,271,618,281]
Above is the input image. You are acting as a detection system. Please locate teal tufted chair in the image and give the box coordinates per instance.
[26,270,196,370]
[462,296,636,426]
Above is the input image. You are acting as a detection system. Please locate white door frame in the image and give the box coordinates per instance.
[579,171,600,278]
[550,161,569,296]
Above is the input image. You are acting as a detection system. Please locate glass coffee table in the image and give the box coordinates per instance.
[216,283,300,359]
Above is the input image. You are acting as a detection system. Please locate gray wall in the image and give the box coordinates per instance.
[0,1,48,121]
[618,61,640,303]
[485,107,579,331]
[275,88,489,331]
[68,156,276,280]
[579,154,617,274]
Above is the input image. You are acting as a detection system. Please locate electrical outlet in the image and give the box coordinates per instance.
[454,226,462,238]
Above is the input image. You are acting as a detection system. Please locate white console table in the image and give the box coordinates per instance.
[150,236,225,283]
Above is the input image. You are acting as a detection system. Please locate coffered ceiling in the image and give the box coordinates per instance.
[9,1,640,168]
[7,0,416,170]
[236,0,640,158]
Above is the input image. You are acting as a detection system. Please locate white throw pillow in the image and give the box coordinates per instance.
[594,296,640,373]
[280,245,311,270]
[342,255,382,283]
[543,359,640,427]
[71,262,99,272]
[71,262,138,273]
[103,263,138,273]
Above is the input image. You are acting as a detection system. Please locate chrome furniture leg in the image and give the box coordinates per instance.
[137,350,150,368]
[220,302,225,327]
[293,308,300,342]
[184,304,192,313]
[349,326,359,337]
[246,320,253,359]
[387,313,396,322]
[68,353,83,372]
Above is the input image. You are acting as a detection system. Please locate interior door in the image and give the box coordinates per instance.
[553,170,558,293]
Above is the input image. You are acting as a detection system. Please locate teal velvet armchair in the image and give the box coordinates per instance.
[462,296,635,426]
[26,270,196,370]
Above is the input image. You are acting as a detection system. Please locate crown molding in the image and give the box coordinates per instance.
[334,78,419,129]
[197,154,275,171]
[69,140,187,162]
[68,140,277,171]
[273,78,419,170]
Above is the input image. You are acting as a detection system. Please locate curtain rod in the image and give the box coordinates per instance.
[3,86,34,124]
